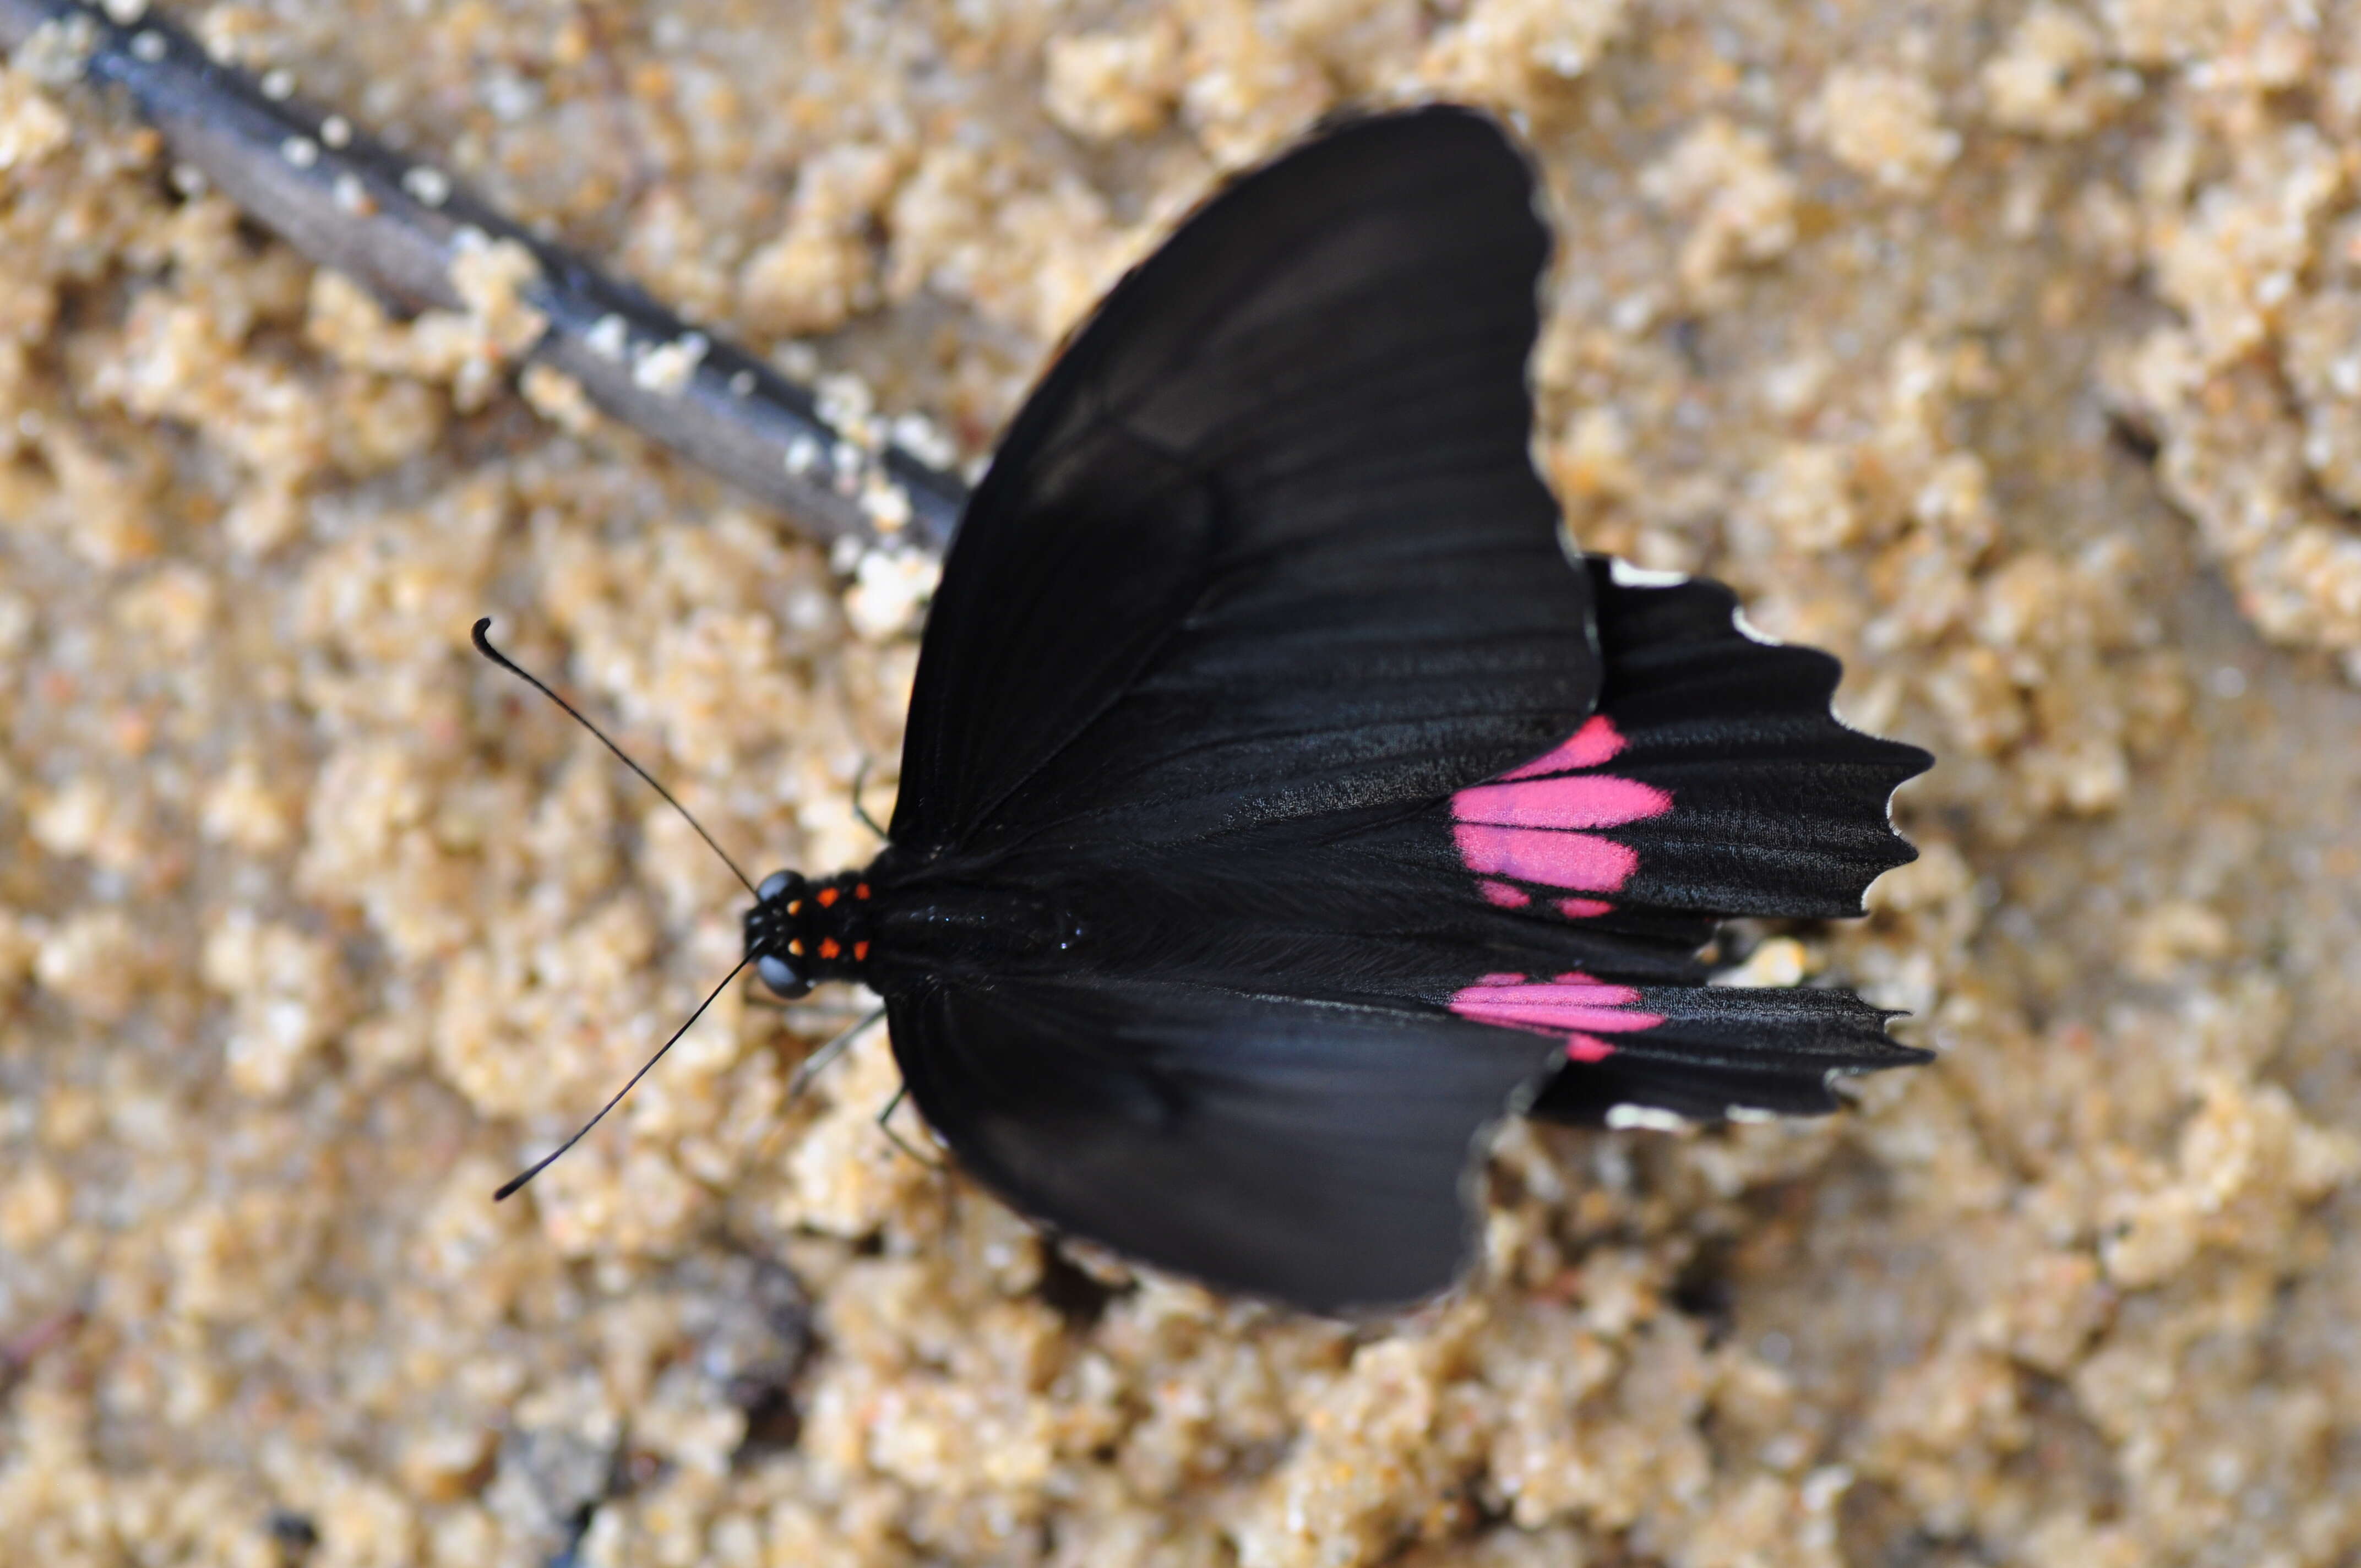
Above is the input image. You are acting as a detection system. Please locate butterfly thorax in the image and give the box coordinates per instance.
[742,869,877,998]
[864,879,1083,982]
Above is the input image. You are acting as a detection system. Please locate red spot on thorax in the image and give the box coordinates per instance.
[852,940,869,962]
[819,937,841,960]
[855,883,871,900]
[817,886,840,907]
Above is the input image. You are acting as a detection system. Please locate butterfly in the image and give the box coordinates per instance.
[494,105,1933,1315]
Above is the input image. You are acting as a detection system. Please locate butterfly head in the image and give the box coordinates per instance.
[744,869,876,997]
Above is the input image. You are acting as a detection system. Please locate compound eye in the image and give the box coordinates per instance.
[757,954,809,998]
[756,870,795,902]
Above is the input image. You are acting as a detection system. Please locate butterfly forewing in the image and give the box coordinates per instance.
[889,106,1596,865]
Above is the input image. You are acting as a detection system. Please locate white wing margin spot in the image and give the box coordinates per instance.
[1604,1103,1691,1133]
[1601,553,1783,649]
[1606,557,1690,588]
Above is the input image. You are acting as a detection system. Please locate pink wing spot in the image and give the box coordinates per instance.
[1477,972,1526,986]
[1452,773,1672,831]
[1451,720,1671,903]
[1477,878,1531,908]
[1449,974,1663,1045]
[1454,822,1638,892]
[1563,1033,1615,1063]
[1455,993,1662,1033]
[1502,715,1627,780]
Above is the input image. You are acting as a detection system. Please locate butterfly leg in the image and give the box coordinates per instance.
[850,758,889,842]
[875,1084,944,1170]
[788,1005,888,1099]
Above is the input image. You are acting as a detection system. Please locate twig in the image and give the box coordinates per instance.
[0,0,967,554]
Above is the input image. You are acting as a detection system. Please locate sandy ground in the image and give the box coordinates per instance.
[5,1,2361,1564]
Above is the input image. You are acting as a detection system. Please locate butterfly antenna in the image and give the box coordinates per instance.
[850,758,889,842]
[494,957,751,1200]
[471,619,758,897]
[788,1005,887,1099]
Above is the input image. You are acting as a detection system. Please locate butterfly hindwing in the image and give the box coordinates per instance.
[1400,559,1932,936]
[1451,971,1929,1124]
[1406,559,1935,1121]
[1560,558,1933,920]
[956,549,1940,1136]
[886,974,1563,1312]
[1035,551,1933,1002]
[889,106,1596,864]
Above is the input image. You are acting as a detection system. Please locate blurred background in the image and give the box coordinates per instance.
[3,2,2360,1564]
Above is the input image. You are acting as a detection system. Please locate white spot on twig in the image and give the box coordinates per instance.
[889,411,957,470]
[632,334,708,396]
[583,314,629,363]
[401,165,451,208]
[816,373,880,448]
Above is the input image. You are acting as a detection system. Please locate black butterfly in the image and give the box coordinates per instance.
[497,106,1932,1315]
